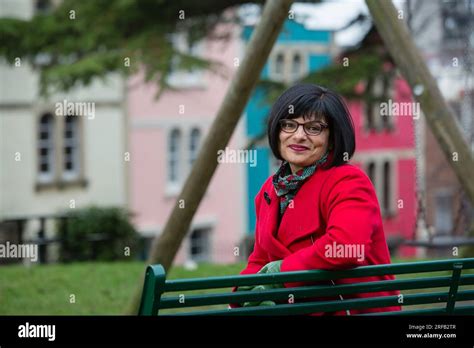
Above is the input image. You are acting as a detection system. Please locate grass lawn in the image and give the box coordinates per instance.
[0,259,472,315]
[0,261,246,315]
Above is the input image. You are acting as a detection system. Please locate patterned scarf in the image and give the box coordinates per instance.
[272,150,329,216]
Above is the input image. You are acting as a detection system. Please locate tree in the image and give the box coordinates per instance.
[0,0,264,95]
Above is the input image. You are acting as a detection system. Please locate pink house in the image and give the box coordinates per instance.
[349,78,418,258]
[127,26,247,266]
[341,27,418,258]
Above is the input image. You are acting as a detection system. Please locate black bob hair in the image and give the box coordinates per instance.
[267,84,356,168]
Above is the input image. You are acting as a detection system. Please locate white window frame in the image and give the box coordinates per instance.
[364,157,396,218]
[188,226,212,263]
[164,122,211,197]
[62,116,80,181]
[291,52,302,80]
[37,113,55,183]
[367,161,376,185]
[270,47,309,83]
[273,51,285,79]
[168,128,181,186]
[434,190,454,235]
[382,160,392,216]
[365,75,395,133]
[189,128,201,167]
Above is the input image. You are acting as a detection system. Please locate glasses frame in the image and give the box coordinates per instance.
[279,119,329,136]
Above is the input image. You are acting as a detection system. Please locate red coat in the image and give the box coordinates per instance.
[234,160,401,315]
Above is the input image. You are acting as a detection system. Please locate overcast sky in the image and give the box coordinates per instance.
[239,0,407,47]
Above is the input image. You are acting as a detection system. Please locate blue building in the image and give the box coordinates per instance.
[242,18,335,244]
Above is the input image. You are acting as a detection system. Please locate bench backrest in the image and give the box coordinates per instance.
[138,258,474,316]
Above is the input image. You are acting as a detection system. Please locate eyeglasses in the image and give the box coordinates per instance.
[279,119,328,136]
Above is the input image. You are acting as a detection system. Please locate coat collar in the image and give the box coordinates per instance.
[277,169,326,246]
[258,163,333,259]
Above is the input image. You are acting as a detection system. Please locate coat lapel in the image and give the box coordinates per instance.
[276,168,327,248]
[259,184,292,260]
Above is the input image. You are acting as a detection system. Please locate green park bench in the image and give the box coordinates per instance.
[138,258,474,315]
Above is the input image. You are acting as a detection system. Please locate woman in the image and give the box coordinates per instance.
[233,84,401,315]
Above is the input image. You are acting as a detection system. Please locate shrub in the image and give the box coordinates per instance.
[57,206,140,262]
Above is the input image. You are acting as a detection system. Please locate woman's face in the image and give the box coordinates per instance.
[278,115,330,174]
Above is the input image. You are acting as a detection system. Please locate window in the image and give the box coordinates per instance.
[381,75,395,131]
[434,192,453,235]
[367,161,376,185]
[62,116,80,180]
[366,102,376,131]
[189,128,201,166]
[168,129,181,183]
[364,78,377,131]
[365,159,395,218]
[382,161,391,215]
[365,75,394,132]
[189,228,210,262]
[373,77,385,131]
[167,126,206,195]
[37,112,85,189]
[275,53,285,76]
[381,104,391,130]
[291,53,302,78]
[38,113,55,182]
[272,50,308,82]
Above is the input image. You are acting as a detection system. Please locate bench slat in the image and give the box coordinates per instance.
[167,289,474,316]
[360,305,474,316]
[163,258,474,292]
[159,274,474,310]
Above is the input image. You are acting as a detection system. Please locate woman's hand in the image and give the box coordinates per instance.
[236,260,283,307]
[258,260,282,274]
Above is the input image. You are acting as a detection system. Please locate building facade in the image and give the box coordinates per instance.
[405,0,474,257]
[0,0,129,263]
[127,23,247,266]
